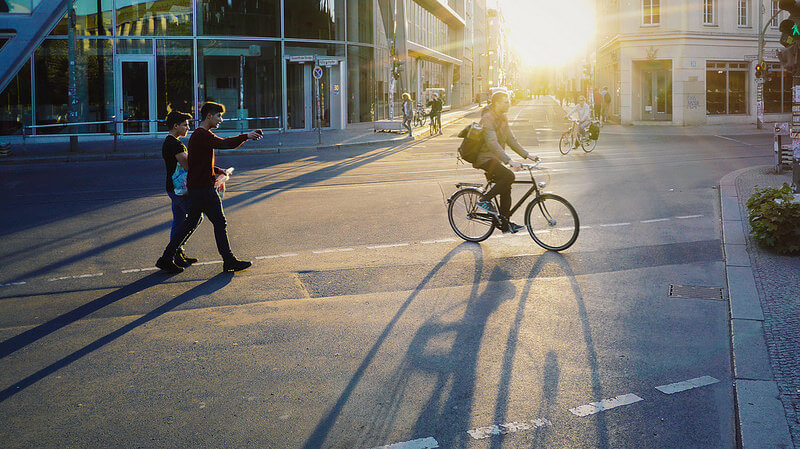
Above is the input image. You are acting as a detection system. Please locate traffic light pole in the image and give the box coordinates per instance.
[793,69,800,193]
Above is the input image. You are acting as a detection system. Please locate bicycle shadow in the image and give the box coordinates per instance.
[0,272,232,403]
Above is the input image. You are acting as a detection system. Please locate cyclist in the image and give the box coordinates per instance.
[427,94,443,135]
[474,91,540,234]
[564,95,592,147]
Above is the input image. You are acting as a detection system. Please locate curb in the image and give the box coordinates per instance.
[719,166,794,449]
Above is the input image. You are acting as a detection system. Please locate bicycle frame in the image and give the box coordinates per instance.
[455,167,544,219]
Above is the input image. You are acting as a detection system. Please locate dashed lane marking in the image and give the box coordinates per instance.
[569,393,644,417]
[367,243,410,249]
[467,419,552,440]
[121,267,159,274]
[599,222,631,227]
[641,218,671,223]
[368,437,439,449]
[312,248,355,254]
[655,376,719,394]
[676,214,704,219]
[421,238,457,244]
[47,273,103,282]
[194,260,222,265]
[255,253,299,259]
[0,281,26,287]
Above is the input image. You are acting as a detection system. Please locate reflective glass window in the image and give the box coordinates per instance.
[116,38,153,54]
[347,45,375,123]
[198,40,282,130]
[34,39,114,134]
[52,0,113,36]
[157,39,194,129]
[198,0,279,37]
[347,0,373,43]
[285,0,345,40]
[0,60,31,135]
[116,0,192,36]
[1,0,32,13]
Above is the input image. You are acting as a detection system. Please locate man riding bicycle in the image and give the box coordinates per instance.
[564,95,592,147]
[474,91,539,234]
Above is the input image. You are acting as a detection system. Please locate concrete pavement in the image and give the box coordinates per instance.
[720,166,798,449]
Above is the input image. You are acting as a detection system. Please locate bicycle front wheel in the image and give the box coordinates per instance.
[524,194,579,251]
[558,132,572,155]
[448,189,496,242]
[581,137,597,153]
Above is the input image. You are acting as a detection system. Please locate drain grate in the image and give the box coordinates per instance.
[669,284,725,300]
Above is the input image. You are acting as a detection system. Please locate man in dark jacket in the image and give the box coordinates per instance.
[474,91,539,233]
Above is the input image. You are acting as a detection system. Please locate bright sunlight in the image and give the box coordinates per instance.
[499,0,596,68]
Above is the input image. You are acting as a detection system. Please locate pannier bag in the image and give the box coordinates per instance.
[588,122,600,140]
[457,122,483,163]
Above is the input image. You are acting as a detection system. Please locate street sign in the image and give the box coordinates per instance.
[313,66,323,79]
[317,58,338,67]
[289,55,314,63]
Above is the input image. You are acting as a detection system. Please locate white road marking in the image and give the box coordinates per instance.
[0,281,26,287]
[675,214,703,219]
[255,253,299,259]
[121,267,159,273]
[367,243,410,249]
[48,273,103,282]
[714,135,755,146]
[194,260,223,265]
[467,419,552,440]
[421,238,457,244]
[368,437,439,449]
[312,248,355,254]
[655,376,719,394]
[569,393,644,417]
[641,218,671,223]
[488,235,506,239]
[599,222,631,227]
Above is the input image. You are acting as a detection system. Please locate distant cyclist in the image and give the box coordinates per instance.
[564,95,592,146]
[474,91,539,234]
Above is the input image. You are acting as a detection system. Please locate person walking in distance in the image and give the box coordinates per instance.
[473,91,539,234]
[156,101,263,273]
[162,110,199,269]
[601,86,611,124]
[401,92,413,138]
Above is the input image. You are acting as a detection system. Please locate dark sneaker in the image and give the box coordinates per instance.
[175,251,198,268]
[156,256,184,273]
[223,259,252,272]
[476,199,498,215]
[502,221,526,234]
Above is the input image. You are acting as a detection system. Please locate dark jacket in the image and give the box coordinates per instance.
[473,106,530,168]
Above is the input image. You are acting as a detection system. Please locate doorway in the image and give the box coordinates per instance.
[641,66,672,121]
[284,58,342,131]
[115,55,156,134]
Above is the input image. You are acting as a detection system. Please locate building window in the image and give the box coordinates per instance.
[704,0,715,25]
[0,60,31,136]
[198,0,279,37]
[643,0,660,25]
[706,62,748,115]
[764,63,791,113]
[738,0,749,27]
[285,0,345,41]
[772,0,781,27]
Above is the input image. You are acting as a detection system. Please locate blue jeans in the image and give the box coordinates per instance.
[167,191,193,243]
[164,187,234,261]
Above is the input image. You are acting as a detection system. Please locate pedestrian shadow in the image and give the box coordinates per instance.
[0,272,232,403]
[299,242,486,449]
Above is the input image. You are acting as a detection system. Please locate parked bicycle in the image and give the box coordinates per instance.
[558,118,598,155]
[412,103,428,127]
[447,160,579,251]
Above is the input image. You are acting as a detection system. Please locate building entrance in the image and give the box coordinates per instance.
[641,66,672,121]
[285,57,343,131]
[115,55,156,134]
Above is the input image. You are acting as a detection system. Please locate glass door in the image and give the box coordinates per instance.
[115,55,156,134]
[641,68,672,121]
[286,62,312,130]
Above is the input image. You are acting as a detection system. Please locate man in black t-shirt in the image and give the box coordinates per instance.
[162,110,198,268]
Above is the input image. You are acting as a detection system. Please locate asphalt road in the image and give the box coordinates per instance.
[0,99,776,448]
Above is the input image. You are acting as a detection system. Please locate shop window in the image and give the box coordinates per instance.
[764,63,791,113]
[706,62,748,115]
[0,60,31,135]
[198,0,279,37]
[156,40,194,130]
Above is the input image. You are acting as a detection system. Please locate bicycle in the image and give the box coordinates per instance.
[447,161,579,251]
[429,112,441,136]
[412,103,427,127]
[558,118,597,155]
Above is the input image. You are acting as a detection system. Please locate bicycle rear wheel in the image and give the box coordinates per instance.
[558,132,572,155]
[448,188,496,242]
[581,137,597,153]
[524,194,579,251]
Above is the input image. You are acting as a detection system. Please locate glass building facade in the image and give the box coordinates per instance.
[0,0,383,135]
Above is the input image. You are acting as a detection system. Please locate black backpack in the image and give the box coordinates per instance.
[457,122,483,163]
[588,121,600,140]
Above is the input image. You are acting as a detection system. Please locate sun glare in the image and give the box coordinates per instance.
[500,0,596,68]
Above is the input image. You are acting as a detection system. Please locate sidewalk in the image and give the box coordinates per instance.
[0,104,482,165]
[720,166,799,449]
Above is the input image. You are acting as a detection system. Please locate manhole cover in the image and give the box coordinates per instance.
[669,284,724,300]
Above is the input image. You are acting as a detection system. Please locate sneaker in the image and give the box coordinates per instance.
[223,258,252,272]
[156,256,184,273]
[175,251,198,268]
[502,221,526,234]
[476,199,498,215]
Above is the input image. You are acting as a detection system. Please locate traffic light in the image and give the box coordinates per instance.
[779,0,800,47]
[755,62,765,78]
[391,60,403,80]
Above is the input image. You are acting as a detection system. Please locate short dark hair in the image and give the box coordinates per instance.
[200,102,225,121]
[165,110,193,130]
